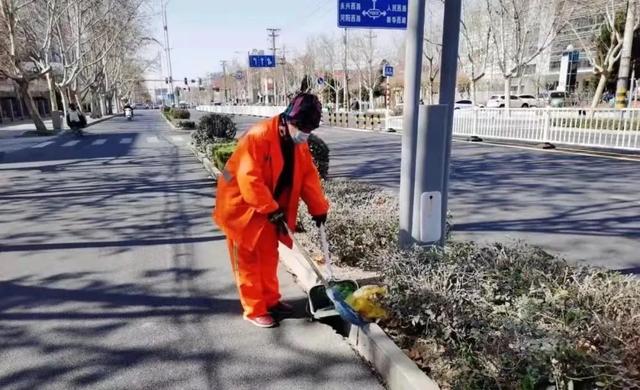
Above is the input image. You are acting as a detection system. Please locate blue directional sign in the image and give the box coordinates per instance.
[248,55,276,68]
[317,77,325,85]
[383,64,394,77]
[338,0,408,29]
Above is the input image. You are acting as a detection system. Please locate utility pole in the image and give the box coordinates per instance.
[267,28,280,105]
[161,0,174,105]
[616,0,637,109]
[367,29,376,107]
[343,29,349,111]
[221,60,228,103]
[281,46,288,102]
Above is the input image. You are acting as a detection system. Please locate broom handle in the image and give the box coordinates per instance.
[284,224,330,288]
[318,225,335,281]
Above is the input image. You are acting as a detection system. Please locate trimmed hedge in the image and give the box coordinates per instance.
[212,142,237,170]
[192,113,237,151]
[308,133,330,179]
[177,120,196,129]
[170,108,190,119]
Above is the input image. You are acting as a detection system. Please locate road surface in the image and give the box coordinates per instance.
[0,110,382,390]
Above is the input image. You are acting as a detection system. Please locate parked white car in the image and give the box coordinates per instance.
[517,94,541,108]
[486,95,528,108]
[454,99,484,109]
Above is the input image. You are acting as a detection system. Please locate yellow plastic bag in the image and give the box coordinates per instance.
[345,285,388,321]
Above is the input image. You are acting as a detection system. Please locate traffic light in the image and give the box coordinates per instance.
[184,77,188,85]
[165,77,168,84]
[169,76,173,83]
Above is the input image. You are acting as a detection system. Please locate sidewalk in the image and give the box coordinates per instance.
[0,115,114,139]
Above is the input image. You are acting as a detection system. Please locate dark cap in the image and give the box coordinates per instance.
[283,93,322,132]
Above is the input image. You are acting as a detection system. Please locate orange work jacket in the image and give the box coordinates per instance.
[213,115,329,250]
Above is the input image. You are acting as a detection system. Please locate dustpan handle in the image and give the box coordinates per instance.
[284,224,330,288]
[318,225,335,281]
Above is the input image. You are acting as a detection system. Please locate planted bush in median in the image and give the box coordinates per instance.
[211,141,237,170]
[177,120,196,129]
[296,179,640,389]
[170,108,190,119]
[308,133,330,180]
[198,113,237,139]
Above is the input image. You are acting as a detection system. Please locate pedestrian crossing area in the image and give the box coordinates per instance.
[30,134,189,149]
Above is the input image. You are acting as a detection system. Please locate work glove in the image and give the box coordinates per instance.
[311,214,327,228]
[268,208,288,235]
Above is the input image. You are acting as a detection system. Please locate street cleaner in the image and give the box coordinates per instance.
[213,93,329,328]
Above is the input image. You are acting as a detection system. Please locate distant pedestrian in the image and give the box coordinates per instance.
[66,103,86,132]
[213,93,329,328]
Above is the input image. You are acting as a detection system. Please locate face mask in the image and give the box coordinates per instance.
[292,131,310,144]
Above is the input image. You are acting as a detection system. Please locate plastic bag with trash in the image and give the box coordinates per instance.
[344,285,388,321]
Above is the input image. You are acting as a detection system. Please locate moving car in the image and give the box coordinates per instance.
[486,95,527,108]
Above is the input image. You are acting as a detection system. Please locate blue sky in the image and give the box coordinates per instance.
[151,0,405,80]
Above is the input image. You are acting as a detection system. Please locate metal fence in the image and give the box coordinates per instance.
[391,108,640,151]
[196,105,286,117]
[196,106,640,151]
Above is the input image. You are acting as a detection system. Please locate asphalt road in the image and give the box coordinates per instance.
[0,111,383,390]
[202,111,639,271]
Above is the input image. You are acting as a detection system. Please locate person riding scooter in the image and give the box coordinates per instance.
[123,102,134,120]
[66,103,87,135]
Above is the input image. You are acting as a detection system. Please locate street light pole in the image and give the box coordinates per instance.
[161,0,174,105]
[399,0,426,247]
[438,0,462,247]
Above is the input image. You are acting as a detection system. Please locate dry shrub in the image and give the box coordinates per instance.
[296,179,640,389]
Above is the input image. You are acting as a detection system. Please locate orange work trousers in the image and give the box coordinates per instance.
[227,223,281,318]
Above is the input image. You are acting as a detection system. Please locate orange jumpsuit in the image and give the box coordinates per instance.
[213,115,329,318]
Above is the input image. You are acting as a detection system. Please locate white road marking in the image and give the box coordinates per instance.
[146,136,159,143]
[61,140,80,147]
[91,139,107,146]
[170,136,184,142]
[31,141,54,148]
[120,137,133,144]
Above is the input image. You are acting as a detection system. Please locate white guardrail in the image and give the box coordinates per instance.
[197,106,640,151]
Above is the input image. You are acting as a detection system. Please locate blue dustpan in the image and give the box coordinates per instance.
[325,285,368,326]
[286,224,369,327]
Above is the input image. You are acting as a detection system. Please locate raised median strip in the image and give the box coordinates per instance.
[277,243,440,390]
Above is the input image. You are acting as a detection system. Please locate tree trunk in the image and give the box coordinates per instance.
[369,89,374,109]
[471,79,477,103]
[504,77,511,112]
[60,87,68,124]
[615,0,636,109]
[17,81,48,132]
[592,73,608,108]
[46,73,59,112]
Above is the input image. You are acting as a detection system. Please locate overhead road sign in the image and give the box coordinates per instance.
[249,55,276,68]
[338,0,408,29]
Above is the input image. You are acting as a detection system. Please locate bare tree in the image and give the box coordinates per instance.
[485,0,569,109]
[0,0,57,132]
[423,28,442,104]
[313,34,342,109]
[569,0,627,108]
[460,0,491,103]
[349,30,383,108]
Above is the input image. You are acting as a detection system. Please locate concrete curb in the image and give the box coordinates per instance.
[17,114,115,138]
[277,244,440,390]
[86,114,116,128]
[161,112,178,130]
[188,143,221,180]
